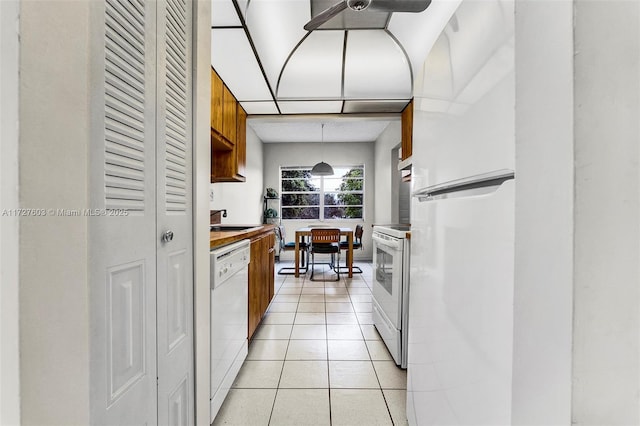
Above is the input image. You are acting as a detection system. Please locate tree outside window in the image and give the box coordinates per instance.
[280,166,364,220]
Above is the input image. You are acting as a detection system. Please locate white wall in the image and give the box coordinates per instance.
[19,1,91,424]
[211,126,264,224]
[572,1,639,424]
[193,0,212,423]
[0,1,21,424]
[373,120,401,224]
[511,1,575,424]
[263,141,375,260]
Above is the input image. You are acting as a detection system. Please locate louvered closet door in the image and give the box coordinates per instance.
[155,0,194,424]
[89,0,158,424]
[90,0,194,424]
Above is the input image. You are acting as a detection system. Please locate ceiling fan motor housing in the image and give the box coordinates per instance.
[347,0,372,11]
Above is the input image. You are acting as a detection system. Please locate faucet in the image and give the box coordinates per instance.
[211,209,227,218]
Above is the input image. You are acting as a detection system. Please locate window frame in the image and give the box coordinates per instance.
[279,165,365,221]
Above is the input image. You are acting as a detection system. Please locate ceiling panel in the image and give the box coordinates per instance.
[344,30,412,99]
[277,31,345,99]
[212,0,242,26]
[211,28,273,101]
[248,118,394,143]
[240,101,280,115]
[245,0,310,89]
[278,100,343,114]
[236,0,248,18]
[343,100,409,113]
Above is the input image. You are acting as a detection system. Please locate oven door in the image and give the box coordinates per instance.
[372,232,404,329]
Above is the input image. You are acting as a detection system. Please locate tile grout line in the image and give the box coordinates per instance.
[266,273,300,426]
[324,267,333,426]
[359,264,396,425]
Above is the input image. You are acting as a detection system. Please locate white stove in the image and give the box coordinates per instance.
[371,224,411,368]
[373,224,411,239]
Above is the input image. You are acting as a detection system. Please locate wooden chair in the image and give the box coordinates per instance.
[335,224,364,274]
[309,228,341,281]
[276,226,309,275]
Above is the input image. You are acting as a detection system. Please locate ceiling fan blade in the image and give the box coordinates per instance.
[369,0,431,13]
[304,0,348,31]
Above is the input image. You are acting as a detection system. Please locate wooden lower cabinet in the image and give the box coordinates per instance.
[248,229,276,339]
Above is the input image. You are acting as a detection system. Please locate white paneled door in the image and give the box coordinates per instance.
[156,0,194,424]
[89,0,193,424]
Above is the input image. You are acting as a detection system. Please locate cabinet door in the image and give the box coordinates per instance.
[267,232,275,302]
[258,235,270,316]
[235,104,246,178]
[248,234,264,339]
[211,69,223,131]
[248,231,276,339]
[401,100,413,160]
[222,85,236,143]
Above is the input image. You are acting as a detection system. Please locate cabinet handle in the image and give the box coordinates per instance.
[268,247,275,253]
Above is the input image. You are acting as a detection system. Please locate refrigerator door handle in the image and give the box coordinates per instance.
[413,169,515,201]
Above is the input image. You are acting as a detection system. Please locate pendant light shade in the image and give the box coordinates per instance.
[311,123,334,176]
[311,161,334,176]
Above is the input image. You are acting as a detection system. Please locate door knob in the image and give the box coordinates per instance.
[162,230,174,243]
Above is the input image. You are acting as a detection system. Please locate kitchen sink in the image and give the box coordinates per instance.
[210,225,258,232]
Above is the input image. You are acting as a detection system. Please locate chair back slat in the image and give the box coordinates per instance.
[311,228,340,244]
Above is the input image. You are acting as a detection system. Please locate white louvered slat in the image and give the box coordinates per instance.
[105,175,146,192]
[105,0,146,212]
[107,0,145,35]
[105,152,144,173]
[106,141,145,163]
[165,179,186,191]
[165,151,185,166]
[165,138,185,156]
[166,87,186,116]
[166,127,186,144]
[105,128,144,152]
[106,107,144,134]
[163,0,188,212]
[106,82,144,115]
[105,163,144,182]
[105,50,144,90]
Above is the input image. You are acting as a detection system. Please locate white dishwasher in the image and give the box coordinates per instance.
[210,239,250,423]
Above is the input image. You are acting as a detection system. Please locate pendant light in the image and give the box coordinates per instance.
[311,123,334,176]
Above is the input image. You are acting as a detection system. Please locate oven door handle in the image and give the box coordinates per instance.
[372,234,401,250]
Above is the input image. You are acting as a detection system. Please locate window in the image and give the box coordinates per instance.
[280,166,364,220]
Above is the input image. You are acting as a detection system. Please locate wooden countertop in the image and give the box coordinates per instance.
[210,224,276,249]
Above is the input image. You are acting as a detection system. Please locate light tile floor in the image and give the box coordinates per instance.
[212,261,409,426]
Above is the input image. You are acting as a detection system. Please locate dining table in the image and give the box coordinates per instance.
[294,227,354,278]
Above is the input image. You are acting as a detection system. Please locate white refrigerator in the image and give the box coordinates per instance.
[406,0,515,424]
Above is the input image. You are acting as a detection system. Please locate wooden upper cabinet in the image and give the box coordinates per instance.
[236,104,247,179]
[211,104,246,182]
[210,67,245,182]
[401,100,413,160]
[222,85,237,143]
[211,68,223,131]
